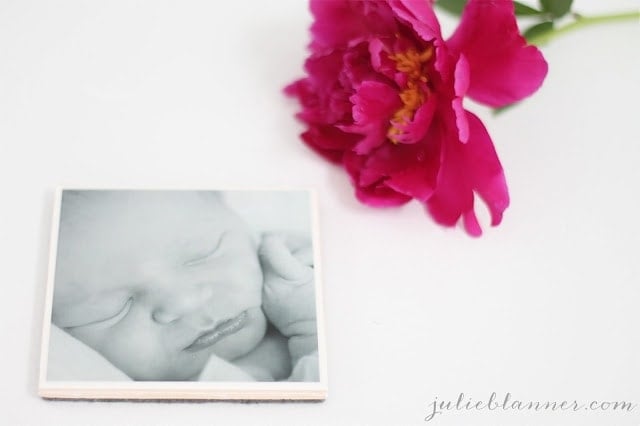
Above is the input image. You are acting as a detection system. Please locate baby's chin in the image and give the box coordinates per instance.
[210,306,267,361]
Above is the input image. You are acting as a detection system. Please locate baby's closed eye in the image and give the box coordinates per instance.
[181,232,228,267]
[64,297,133,330]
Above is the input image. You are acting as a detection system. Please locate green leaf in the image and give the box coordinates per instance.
[435,0,468,16]
[523,21,554,44]
[539,0,573,19]
[513,1,543,16]
[438,0,544,17]
[492,102,520,116]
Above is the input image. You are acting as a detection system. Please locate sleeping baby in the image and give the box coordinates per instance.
[50,190,318,382]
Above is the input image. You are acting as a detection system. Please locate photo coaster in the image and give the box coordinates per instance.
[39,188,327,400]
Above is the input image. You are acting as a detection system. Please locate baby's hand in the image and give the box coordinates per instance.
[259,233,318,366]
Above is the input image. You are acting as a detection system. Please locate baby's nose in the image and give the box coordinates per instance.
[151,284,215,325]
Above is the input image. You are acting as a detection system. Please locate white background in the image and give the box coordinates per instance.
[0,0,638,425]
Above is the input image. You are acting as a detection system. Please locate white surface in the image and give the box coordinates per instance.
[0,0,638,425]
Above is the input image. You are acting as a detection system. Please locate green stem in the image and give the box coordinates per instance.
[528,10,640,46]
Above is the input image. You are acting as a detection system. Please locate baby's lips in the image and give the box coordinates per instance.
[259,234,312,282]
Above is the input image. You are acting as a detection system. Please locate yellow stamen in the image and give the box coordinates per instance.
[387,46,433,144]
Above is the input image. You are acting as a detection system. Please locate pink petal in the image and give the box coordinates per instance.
[346,80,401,154]
[351,81,399,124]
[447,0,548,107]
[395,93,437,145]
[309,0,370,50]
[304,50,344,94]
[366,141,440,202]
[300,125,362,164]
[386,166,436,201]
[285,78,352,127]
[285,50,354,125]
[341,43,378,87]
[464,111,509,226]
[389,0,441,42]
[425,118,474,230]
[343,151,412,207]
[452,55,470,143]
[389,1,450,77]
[309,0,397,51]
[356,184,413,207]
[463,210,482,237]
[368,37,399,81]
[426,110,508,235]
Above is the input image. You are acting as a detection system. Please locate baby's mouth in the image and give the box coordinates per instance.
[184,310,248,352]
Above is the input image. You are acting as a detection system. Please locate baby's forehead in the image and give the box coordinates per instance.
[57,190,245,266]
[62,190,224,220]
[59,191,236,238]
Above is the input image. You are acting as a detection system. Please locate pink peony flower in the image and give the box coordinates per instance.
[286,0,547,236]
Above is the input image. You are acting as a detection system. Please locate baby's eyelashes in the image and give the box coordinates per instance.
[181,232,228,267]
[66,297,133,330]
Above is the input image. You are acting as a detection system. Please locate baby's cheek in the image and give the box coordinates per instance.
[63,323,158,380]
[93,319,152,374]
[227,236,263,283]
[212,306,267,361]
[74,312,165,380]
[221,256,263,304]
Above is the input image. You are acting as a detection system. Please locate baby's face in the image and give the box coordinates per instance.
[52,191,266,380]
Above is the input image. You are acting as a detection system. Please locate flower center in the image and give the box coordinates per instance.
[387,46,433,144]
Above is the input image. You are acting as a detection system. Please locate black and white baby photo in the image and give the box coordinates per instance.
[44,189,321,384]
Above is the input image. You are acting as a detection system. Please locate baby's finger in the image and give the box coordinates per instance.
[292,245,313,267]
[259,234,312,282]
